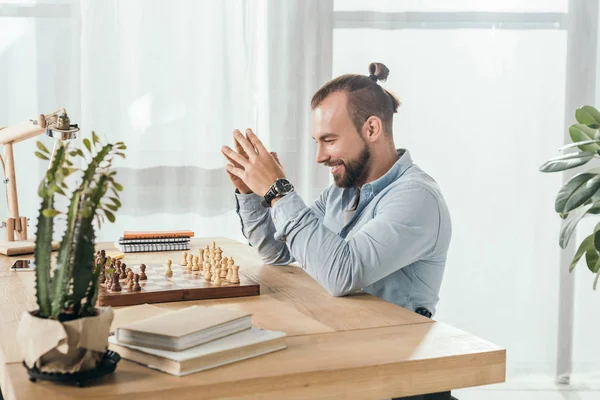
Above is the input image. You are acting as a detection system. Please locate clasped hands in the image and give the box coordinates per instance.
[221,129,286,197]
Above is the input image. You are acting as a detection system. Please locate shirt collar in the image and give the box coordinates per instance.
[361,148,413,197]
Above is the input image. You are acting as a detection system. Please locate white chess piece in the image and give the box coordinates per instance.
[229,265,240,284]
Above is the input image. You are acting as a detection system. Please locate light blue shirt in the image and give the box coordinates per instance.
[235,149,452,315]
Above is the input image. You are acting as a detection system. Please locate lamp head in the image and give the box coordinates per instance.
[45,111,79,140]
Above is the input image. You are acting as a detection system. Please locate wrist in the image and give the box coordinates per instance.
[235,188,254,195]
[270,196,283,207]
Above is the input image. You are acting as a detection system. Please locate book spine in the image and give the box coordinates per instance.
[123,231,194,239]
[118,237,190,244]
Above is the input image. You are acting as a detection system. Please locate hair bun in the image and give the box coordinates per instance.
[368,62,389,82]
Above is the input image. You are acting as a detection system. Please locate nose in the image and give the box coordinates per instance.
[315,143,329,164]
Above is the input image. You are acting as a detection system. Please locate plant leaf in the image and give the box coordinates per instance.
[559,141,600,152]
[569,124,600,152]
[113,182,123,191]
[92,131,100,145]
[585,245,600,273]
[105,203,118,212]
[571,233,594,272]
[35,151,49,161]
[540,151,594,172]
[560,201,596,248]
[83,138,92,153]
[36,141,50,154]
[594,270,600,290]
[109,197,121,207]
[42,209,61,217]
[104,209,115,223]
[555,173,600,213]
[575,105,600,127]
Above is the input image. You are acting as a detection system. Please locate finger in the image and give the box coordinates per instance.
[234,130,257,158]
[223,151,244,169]
[221,146,249,167]
[270,151,280,163]
[233,130,249,157]
[225,163,245,178]
[246,129,269,155]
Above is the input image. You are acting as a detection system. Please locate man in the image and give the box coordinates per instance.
[221,63,451,316]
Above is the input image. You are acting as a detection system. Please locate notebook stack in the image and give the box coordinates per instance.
[109,305,286,376]
[115,230,194,253]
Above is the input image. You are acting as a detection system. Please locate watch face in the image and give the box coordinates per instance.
[275,179,293,194]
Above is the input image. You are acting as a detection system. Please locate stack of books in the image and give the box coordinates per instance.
[108,305,286,376]
[115,230,194,253]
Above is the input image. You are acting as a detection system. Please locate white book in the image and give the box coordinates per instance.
[109,327,286,376]
[116,305,253,351]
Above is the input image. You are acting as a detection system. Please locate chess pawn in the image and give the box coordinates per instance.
[220,264,227,279]
[213,269,222,286]
[140,264,147,280]
[215,248,222,263]
[182,251,188,265]
[99,265,106,284]
[204,266,211,282]
[187,254,193,270]
[198,248,205,261]
[165,262,173,278]
[127,271,134,289]
[120,263,127,279]
[126,270,134,285]
[227,258,234,270]
[133,274,141,291]
[226,265,233,282]
[192,259,200,272]
[111,273,122,292]
[229,265,240,284]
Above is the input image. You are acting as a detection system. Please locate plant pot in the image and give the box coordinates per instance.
[16,307,114,374]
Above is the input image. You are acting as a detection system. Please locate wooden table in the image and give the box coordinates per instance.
[0,237,505,399]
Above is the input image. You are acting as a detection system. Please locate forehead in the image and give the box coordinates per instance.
[311,92,353,138]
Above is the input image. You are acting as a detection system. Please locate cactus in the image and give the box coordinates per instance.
[33,132,126,320]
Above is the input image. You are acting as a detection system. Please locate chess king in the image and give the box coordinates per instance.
[221,62,452,317]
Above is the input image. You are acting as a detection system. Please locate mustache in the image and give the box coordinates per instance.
[323,161,344,167]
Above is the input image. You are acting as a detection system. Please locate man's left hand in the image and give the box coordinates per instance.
[221,129,286,197]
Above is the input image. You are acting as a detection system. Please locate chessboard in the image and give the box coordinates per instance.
[97,241,260,307]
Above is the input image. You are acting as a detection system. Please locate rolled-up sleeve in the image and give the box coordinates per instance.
[235,192,295,265]
[270,187,440,297]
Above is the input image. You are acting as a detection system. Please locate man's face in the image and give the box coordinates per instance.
[311,92,371,188]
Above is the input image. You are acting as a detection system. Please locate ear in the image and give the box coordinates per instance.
[362,116,384,142]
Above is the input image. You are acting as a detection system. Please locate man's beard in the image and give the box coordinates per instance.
[328,145,371,188]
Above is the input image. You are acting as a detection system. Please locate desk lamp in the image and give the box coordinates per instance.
[0,108,79,255]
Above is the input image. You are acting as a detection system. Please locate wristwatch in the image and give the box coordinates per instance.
[261,178,294,207]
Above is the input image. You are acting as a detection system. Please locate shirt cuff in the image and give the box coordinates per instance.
[235,191,263,213]
[271,191,308,238]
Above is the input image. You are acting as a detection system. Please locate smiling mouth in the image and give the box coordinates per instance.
[330,164,343,174]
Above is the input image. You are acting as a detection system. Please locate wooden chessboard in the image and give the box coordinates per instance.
[97,262,260,307]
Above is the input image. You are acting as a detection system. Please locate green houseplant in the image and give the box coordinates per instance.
[16,131,126,374]
[540,105,600,290]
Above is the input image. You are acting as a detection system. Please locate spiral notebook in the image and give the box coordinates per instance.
[115,241,191,253]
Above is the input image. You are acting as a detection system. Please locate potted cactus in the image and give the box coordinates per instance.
[16,131,126,378]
